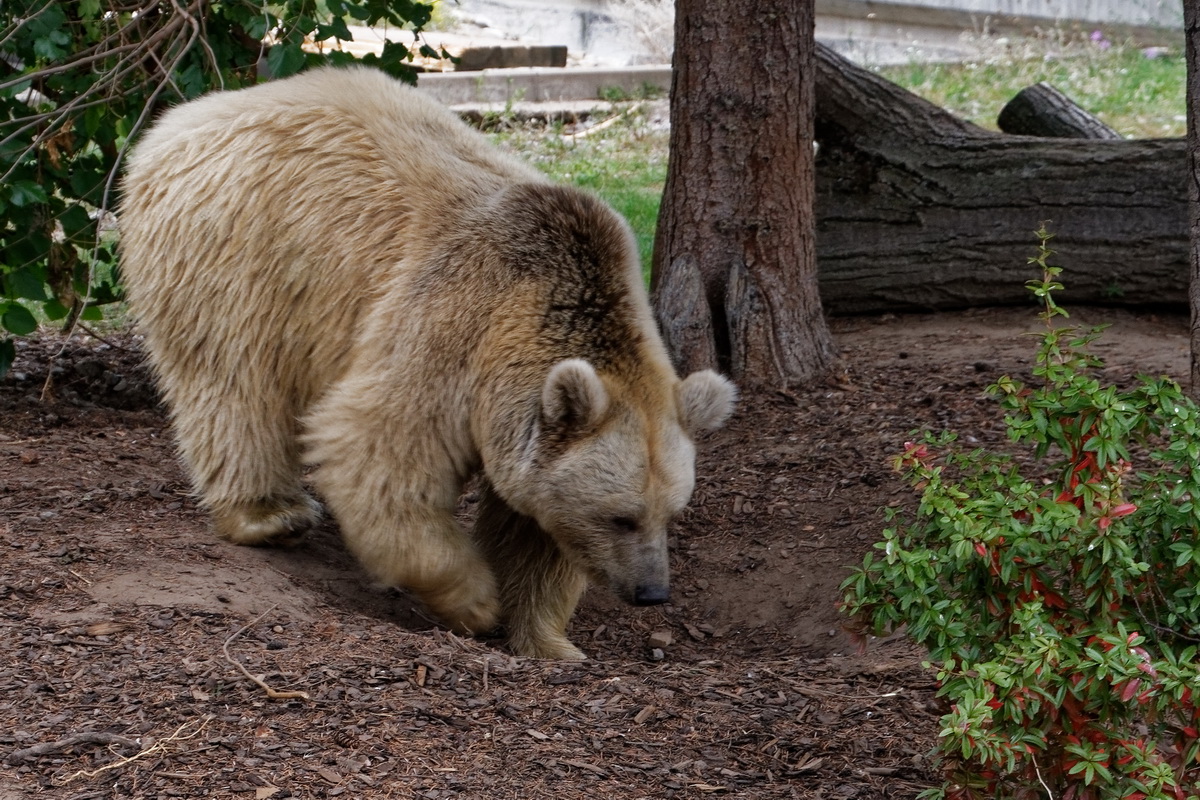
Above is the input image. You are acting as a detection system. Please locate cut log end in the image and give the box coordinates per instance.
[997,82,1122,140]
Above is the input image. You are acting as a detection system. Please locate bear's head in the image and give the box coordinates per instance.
[509,359,736,606]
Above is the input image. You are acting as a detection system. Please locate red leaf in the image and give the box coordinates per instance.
[1043,590,1068,609]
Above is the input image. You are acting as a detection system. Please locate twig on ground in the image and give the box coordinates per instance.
[222,604,310,701]
[1032,754,1056,799]
[5,732,141,766]
[564,102,644,139]
[61,716,212,783]
[76,322,132,351]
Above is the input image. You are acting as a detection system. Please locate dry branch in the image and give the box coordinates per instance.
[222,605,311,701]
[61,716,212,784]
[5,732,141,766]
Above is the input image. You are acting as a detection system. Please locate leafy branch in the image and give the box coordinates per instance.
[0,0,440,375]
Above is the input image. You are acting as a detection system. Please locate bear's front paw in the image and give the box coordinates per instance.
[214,495,322,547]
[423,580,501,637]
[510,632,587,661]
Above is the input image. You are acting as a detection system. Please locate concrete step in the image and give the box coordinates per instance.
[416,65,670,106]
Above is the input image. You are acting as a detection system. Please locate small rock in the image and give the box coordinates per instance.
[75,359,106,379]
[648,630,673,649]
[649,648,665,661]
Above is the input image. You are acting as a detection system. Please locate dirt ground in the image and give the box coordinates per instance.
[0,303,1190,799]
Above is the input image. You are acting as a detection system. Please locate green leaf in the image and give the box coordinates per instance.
[42,298,69,321]
[243,13,277,41]
[316,16,354,41]
[266,42,306,78]
[1,303,38,336]
[9,181,48,207]
[59,204,94,240]
[33,30,71,61]
[5,268,49,301]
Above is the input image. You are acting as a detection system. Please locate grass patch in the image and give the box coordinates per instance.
[878,38,1185,138]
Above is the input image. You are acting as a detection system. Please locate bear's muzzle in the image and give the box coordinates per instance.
[632,584,670,606]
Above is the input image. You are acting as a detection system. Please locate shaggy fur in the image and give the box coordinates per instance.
[119,66,735,659]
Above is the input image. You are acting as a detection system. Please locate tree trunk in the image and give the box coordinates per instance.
[814,43,1188,315]
[997,82,1121,140]
[652,0,834,388]
[1188,3,1200,394]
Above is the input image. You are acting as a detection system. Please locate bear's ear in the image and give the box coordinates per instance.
[676,370,737,435]
[542,359,609,430]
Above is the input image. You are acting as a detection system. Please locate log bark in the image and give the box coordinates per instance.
[1188,3,1200,393]
[653,0,834,388]
[814,43,1188,315]
[997,82,1121,140]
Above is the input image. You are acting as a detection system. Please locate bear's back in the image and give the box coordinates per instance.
[123,67,543,256]
[119,67,548,414]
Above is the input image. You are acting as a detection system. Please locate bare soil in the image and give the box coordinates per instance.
[0,305,1189,799]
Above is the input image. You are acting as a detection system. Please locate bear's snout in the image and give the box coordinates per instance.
[632,584,670,606]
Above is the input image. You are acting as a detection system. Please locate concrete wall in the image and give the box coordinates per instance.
[442,0,1183,66]
[852,0,1181,28]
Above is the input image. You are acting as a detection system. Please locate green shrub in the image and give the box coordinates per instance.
[842,228,1200,800]
[0,0,440,375]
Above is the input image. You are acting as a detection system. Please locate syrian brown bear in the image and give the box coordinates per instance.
[119,66,735,659]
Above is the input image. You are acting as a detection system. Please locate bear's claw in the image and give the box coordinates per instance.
[213,495,322,547]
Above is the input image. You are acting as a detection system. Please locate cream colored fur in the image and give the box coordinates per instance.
[120,66,735,659]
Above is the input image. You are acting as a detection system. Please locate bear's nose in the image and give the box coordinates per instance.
[633,585,670,606]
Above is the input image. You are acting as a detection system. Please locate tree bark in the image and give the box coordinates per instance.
[997,82,1121,140]
[652,0,834,388]
[1188,3,1200,394]
[814,43,1188,315]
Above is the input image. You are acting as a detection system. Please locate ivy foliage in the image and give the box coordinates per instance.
[0,0,440,374]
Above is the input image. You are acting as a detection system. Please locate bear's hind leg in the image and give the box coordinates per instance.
[169,400,320,546]
[474,482,589,660]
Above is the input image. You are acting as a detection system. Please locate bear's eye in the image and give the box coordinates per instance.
[611,516,640,534]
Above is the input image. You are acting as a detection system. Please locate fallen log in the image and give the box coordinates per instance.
[997,82,1122,139]
[813,44,1187,315]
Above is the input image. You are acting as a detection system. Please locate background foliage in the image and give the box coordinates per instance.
[0,0,439,374]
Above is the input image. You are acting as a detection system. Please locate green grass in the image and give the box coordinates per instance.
[878,39,1185,138]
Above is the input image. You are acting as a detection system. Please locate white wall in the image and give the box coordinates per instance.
[861,0,1181,28]
[440,0,1184,66]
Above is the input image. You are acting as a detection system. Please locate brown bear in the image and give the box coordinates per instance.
[119,66,735,660]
